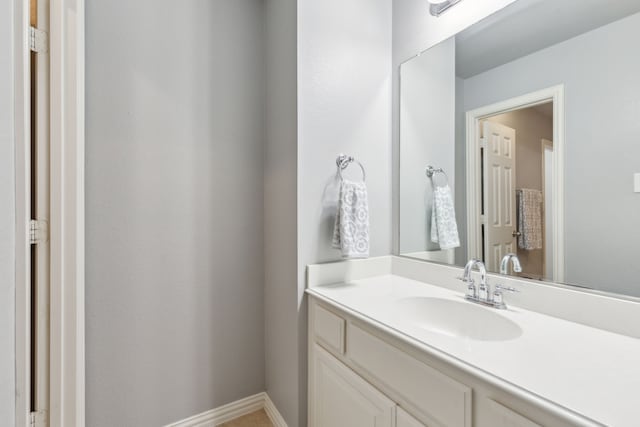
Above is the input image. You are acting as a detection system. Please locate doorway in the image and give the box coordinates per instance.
[29,0,51,424]
[14,0,86,425]
[480,104,552,278]
[465,86,565,282]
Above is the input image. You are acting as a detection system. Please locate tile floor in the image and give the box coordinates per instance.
[217,409,274,427]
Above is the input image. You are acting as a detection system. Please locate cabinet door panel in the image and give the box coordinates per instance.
[311,344,395,427]
[397,407,428,427]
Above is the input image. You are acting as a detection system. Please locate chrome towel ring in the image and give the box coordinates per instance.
[336,154,366,181]
[425,165,449,187]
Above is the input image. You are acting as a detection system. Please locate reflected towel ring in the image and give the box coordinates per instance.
[336,154,366,181]
[425,165,449,187]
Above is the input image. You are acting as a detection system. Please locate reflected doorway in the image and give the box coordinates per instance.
[466,86,564,282]
[480,105,552,278]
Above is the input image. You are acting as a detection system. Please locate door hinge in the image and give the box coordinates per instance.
[480,137,487,149]
[29,26,49,53]
[29,219,49,245]
[30,410,47,427]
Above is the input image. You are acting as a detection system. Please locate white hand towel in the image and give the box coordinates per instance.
[517,188,543,250]
[332,179,370,258]
[430,184,460,250]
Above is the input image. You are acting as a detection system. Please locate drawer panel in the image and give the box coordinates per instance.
[347,323,471,427]
[397,407,428,427]
[484,399,542,427]
[313,303,346,355]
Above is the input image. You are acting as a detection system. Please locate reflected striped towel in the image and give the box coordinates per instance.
[517,188,543,250]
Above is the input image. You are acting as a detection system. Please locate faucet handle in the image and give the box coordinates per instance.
[493,284,519,309]
[457,276,477,299]
[495,284,519,293]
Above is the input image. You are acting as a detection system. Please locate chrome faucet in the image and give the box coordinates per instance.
[500,253,522,275]
[460,259,487,301]
[458,258,519,309]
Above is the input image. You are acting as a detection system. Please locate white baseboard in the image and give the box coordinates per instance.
[165,392,288,427]
[264,393,288,427]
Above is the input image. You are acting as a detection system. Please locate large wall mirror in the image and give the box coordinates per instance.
[398,0,640,298]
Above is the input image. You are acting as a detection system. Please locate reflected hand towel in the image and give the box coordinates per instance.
[430,185,460,250]
[517,188,543,250]
[332,179,370,258]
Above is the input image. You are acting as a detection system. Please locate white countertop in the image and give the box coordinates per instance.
[307,274,640,426]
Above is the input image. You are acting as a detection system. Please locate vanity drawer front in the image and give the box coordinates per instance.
[483,399,542,427]
[397,407,428,427]
[347,323,472,427]
[313,303,346,355]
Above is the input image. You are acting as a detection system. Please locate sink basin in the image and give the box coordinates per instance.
[393,297,522,341]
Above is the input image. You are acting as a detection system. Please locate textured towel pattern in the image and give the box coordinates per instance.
[430,184,460,250]
[517,188,543,250]
[332,179,370,258]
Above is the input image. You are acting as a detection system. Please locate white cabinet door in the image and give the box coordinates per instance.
[397,407,428,427]
[311,344,396,427]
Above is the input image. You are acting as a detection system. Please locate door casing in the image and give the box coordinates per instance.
[13,0,85,425]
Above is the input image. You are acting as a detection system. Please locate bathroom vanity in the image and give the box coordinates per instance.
[306,257,640,427]
[306,1,640,425]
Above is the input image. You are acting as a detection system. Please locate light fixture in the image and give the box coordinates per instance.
[429,0,462,17]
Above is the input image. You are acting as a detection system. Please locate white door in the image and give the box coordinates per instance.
[483,121,517,272]
[397,407,428,427]
[310,344,396,427]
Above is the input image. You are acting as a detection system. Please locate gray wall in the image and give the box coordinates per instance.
[462,12,640,295]
[296,1,393,425]
[454,76,467,263]
[1,0,15,423]
[85,1,266,425]
[264,0,299,426]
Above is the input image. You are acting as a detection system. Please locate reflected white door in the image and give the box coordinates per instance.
[483,121,517,272]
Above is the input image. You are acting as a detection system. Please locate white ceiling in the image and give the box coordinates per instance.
[455,0,640,78]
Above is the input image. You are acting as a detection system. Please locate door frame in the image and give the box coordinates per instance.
[14,0,85,425]
[541,138,554,279]
[465,85,565,282]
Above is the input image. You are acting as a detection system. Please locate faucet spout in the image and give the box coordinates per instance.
[462,258,487,287]
[459,258,521,309]
[500,253,522,275]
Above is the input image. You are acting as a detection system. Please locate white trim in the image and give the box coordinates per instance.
[14,0,32,425]
[48,0,85,426]
[465,85,565,282]
[264,393,288,427]
[541,138,554,279]
[165,393,288,427]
